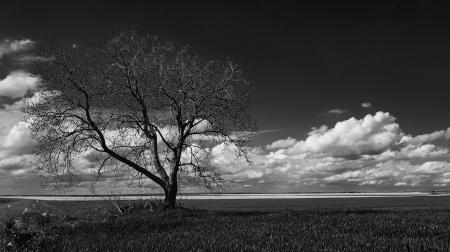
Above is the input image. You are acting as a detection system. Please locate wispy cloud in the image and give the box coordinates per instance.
[0,39,35,58]
[361,102,372,108]
[326,108,347,115]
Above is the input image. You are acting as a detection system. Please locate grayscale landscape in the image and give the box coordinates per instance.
[1,0,450,251]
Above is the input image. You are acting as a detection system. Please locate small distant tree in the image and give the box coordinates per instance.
[26,31,254,208]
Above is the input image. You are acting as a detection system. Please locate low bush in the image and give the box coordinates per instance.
[0,199,166,251]
[2,208,59,251]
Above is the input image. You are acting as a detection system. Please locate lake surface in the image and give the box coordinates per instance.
[1,192,446,201]
[2,193,450,211]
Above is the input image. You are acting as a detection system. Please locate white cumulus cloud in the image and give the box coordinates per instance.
[0,121,34,159]
[401,128,450,145]
[287,112,403,156]
[266,137,298,150]
[0,71,38,99]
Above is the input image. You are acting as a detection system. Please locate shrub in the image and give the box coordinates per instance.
[3,208,59,251]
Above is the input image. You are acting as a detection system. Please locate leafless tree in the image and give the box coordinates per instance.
[25,31,254,208]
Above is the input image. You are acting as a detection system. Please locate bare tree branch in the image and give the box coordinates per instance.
[25,31,254,208]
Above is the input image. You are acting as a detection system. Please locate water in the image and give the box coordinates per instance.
[1,192,445,201]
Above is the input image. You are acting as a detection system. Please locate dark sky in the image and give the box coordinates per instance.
[3,0,450,194]
[2,0,450,144]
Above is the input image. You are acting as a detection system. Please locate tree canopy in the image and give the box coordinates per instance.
[26,31,255,207]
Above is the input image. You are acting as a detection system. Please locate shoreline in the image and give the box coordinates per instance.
[2,192,449,201]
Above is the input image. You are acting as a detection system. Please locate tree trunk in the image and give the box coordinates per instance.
[164,186,178,209]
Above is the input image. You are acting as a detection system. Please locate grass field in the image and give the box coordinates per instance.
[1,197,450,251]
[180,195,450,210]
[0,199,15,205]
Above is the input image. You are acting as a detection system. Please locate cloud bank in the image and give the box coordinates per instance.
[211,111,450,192]
[1,90,450,195]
